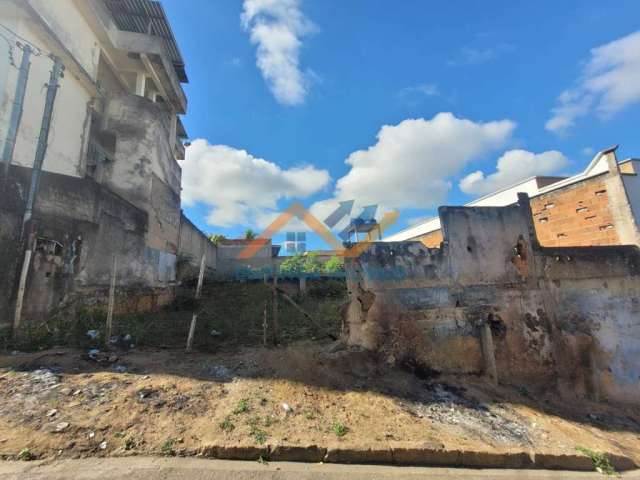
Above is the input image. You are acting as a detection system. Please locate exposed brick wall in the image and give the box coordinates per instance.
[530,175,619,247]
[416,229,444,248]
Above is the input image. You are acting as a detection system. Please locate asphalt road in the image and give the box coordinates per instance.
[0,457,638,480]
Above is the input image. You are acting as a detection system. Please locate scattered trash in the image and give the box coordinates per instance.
[72,389,82,396]
[99,441,107,450]
[210,329,222,337]
[88,432,95,439]
[54,422,70,433]
[46,409,57,417]
[282,403,293,414]
[86,330,100,340]
[205,364,233,382]
[87,349,100,359]
[108,334,135,350]
[113,365,127,373]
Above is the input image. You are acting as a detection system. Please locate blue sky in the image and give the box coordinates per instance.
[163,0,640,251]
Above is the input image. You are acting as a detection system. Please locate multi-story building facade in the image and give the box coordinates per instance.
[0,0,215,328]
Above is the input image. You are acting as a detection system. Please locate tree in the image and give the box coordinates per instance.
[323,255,344,273]
[244,229,257,240]
[302,252,322,274]
[279,253,305,274]
[208,234,226,245]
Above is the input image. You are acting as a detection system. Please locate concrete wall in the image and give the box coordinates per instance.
[0,164,177,329]
[0,3,96,178]
[344,195,640,404]
[177,213,216,278]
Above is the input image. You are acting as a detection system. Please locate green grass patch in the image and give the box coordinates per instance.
[331,422,348,437]
[576,446,616,475]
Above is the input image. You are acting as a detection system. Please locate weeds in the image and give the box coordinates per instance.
[161,438,176,456]
[233,398,250,414]
[219,417,235,432]
[576,446,616,475]
[124,438,136,450]
[331,422,348,437]
[303,410,315,420]
[17,448,34,461]
[250,426,268,444]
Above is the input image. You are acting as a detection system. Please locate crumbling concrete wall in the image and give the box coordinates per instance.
[345,194,640,404]
[0,165,176,330]
[177,213,217,279]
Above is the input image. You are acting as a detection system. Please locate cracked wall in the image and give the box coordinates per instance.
[345,194,640,404]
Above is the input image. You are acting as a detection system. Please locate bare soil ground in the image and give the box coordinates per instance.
[0,341,639,469]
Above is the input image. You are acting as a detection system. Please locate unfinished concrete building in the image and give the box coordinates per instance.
[0,0,214,329]
[345,193,640,405]
[387,146,640,248]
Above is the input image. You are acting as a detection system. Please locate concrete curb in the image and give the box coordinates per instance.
[197,444,638,472]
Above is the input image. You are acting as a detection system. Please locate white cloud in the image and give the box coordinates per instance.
[459,149,568,195]
[546,30,640,134]
[333,112,516,209]
[397,83,440,106]
[581,147,594,156]
[181,139,330,227]
[447,43,515,66]
[241,0,315,106]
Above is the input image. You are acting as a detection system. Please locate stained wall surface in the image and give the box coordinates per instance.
[345,195,640,404]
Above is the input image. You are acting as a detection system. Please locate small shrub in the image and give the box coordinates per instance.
[219,417,235,432]
[233,398,250,414]
[124,438,136,450]
[331,422,348,437]
[18,448,34,461]
[250,426,268,444]
[161,438,176,456]
[576,446,616,475]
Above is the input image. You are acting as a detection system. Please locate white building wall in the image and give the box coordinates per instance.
[0,1,99,178]
[621,160,640,227]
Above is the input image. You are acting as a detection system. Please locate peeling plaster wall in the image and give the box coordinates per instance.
[345,195,640,404]
[0,165,176,329]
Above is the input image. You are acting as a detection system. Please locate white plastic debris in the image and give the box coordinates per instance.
[99,441,107,450]
[86,330,100,340]
[54,422,69,432]
[88,432,95,439]
[46,409,57,417]
[282,403,293,414]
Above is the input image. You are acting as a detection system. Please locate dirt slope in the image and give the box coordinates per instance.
[0,342,638,470]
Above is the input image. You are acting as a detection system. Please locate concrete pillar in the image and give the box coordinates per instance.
[135,73,146,97]
[480,322,498,385]
[603,148,640,246]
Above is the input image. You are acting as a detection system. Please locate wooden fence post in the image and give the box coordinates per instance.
[105,254,117,346]
[271,272,279,344]
[262,300,268,346]
[186,254,206,352]
[12,248,33,335]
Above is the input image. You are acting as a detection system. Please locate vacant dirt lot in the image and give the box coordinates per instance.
[0,341,639,471]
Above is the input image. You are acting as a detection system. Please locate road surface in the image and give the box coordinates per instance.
[0,457,638,480]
